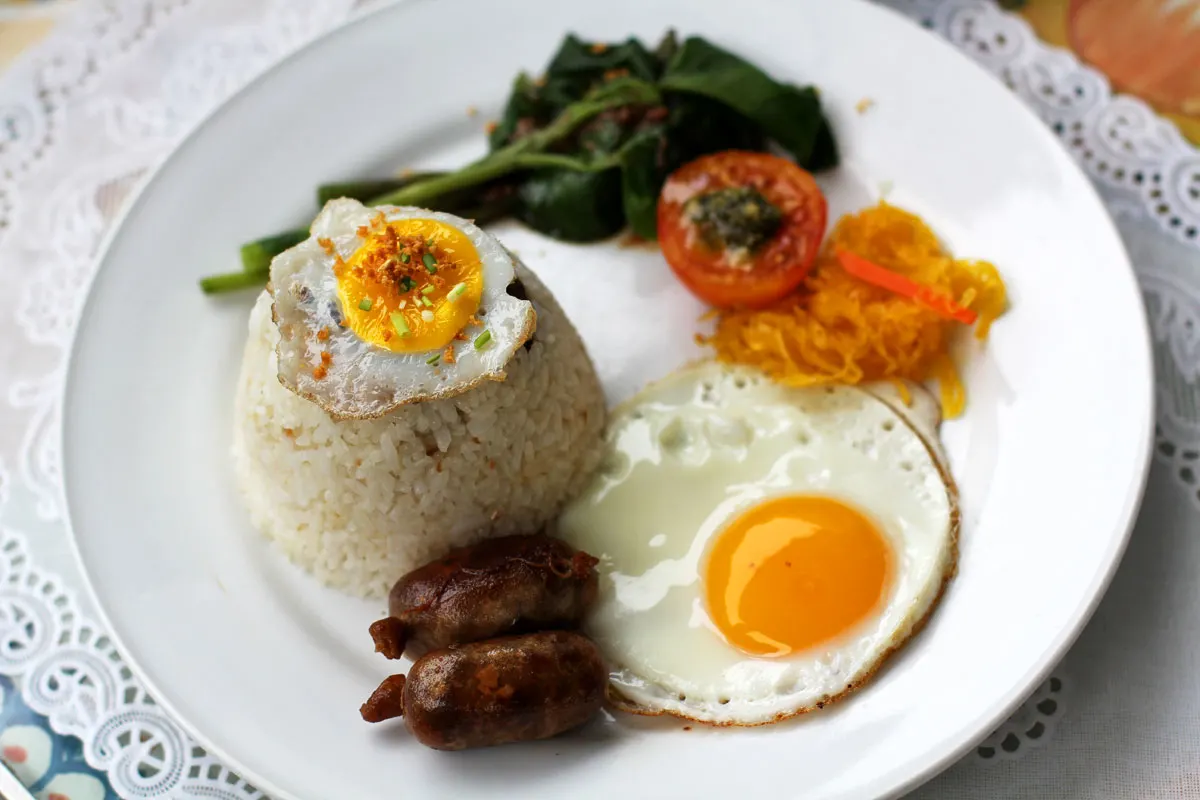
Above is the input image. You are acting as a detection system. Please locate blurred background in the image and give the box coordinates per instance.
[0,0,70,72]
[1007,0,1200,144]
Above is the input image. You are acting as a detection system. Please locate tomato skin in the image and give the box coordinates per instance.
[657,151,827,309]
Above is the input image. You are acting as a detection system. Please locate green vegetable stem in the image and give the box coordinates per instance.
[203,31,838,294]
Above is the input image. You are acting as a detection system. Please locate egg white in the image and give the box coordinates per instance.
[555,362,959,725]
[861,379,948,471]
[269,199,536,419]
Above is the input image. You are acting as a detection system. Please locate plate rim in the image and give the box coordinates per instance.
[58,0,1156,797]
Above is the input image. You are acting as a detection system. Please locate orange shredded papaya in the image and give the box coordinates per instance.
[706,202,1007,418]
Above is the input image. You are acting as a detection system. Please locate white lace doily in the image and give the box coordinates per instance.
[0,1,1196,797]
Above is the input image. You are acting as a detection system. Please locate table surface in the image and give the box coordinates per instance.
[0,0,1196,798]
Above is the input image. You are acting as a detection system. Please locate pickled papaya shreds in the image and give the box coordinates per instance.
[706,202,1007,418]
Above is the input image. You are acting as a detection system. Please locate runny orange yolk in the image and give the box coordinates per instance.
[335,217,483,353]
[704,495,894,657]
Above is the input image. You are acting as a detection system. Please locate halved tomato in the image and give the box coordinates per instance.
[657,151,827,309]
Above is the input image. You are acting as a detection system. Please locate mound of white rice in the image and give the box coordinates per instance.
[232,267,606,598]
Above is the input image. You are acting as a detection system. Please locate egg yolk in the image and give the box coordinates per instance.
[334,216,483,353]
[704,495,893,657]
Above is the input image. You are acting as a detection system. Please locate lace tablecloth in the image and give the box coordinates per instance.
[0,0,1195,797]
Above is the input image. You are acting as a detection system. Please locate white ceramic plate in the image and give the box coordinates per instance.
[62,1,1154,798]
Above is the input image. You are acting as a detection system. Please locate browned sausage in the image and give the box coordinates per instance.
[359,631,607,750]
[368,534,599,660]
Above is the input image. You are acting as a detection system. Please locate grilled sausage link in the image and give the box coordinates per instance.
[360,631,607,750]
[369,534,599,660]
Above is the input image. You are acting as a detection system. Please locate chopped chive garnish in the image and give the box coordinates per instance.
[421,284,436,295]
[401,251,411,264]
[426,238,436,249]
[423,252,437,271]
[474,329,492,350]
[421,295,434,308]
[390,312,411,338]
[421,310,435,322]
[358,297,373,311]
[447,282,467,301]
[400,276,415,292]
[426,353,441,366]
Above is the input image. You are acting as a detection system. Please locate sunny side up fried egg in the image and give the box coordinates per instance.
[270,199,535,419]
[556,362,959,726]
